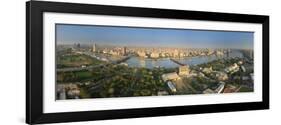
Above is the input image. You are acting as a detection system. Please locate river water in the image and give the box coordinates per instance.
[125,50,244,69]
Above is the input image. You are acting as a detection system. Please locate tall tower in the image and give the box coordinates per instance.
[92,43,96,52]
[77,43,80,48]
[123,46,127,55]
[250,49,254,59]
[227,49,230,58]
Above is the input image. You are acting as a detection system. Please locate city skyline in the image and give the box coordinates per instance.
[56,24,254,49]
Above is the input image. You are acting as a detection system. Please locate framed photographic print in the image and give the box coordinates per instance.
[26,1,269,124]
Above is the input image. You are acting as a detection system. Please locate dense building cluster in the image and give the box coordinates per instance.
[56,43,254,100]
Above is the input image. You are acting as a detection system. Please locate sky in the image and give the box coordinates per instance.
[56,24,254,49]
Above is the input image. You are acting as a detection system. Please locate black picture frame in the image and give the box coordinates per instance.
[26,1,269,124]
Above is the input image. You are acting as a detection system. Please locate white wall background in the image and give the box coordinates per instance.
[0,0,279,124]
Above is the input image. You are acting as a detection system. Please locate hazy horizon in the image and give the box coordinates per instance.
[56,24,254,49]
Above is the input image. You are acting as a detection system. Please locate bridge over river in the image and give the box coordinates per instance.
[169,58,186,66]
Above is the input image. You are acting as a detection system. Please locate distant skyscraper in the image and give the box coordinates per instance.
[92,43,96,52]
[75,43,80,48]
[227,49,230,58]
[123,46,127,55]
[250,50,254,59]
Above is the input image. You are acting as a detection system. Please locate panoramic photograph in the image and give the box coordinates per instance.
[55,24,254,100]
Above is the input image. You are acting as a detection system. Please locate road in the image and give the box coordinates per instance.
[57,63,107,72]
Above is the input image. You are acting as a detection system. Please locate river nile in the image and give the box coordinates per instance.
[125,50,244,69]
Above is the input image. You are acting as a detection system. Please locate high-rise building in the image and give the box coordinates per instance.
[250,49,254,59]
[226,49,230,58]
[137,51,146,58]
[150,52,159,58]
[123,46,127,55]
[92,43,96,52]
